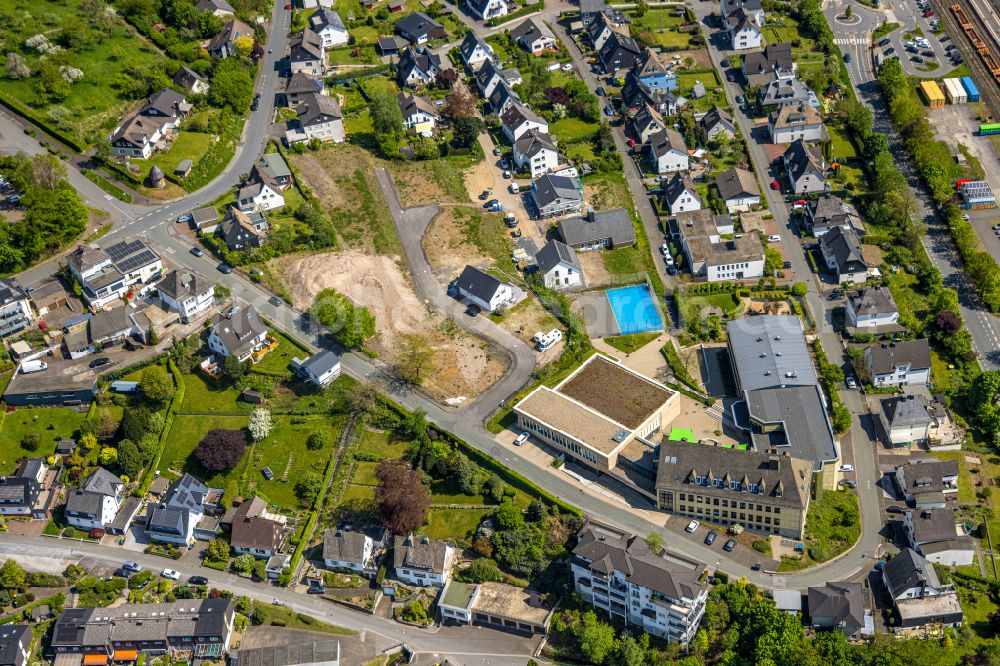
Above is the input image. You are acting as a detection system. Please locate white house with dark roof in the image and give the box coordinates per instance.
[323,528,379,576]
[309,8,348,47]
[158,269,215,321]
[714,167,760,213]
[208,18,254,58]
[598,31,642,72]
[197,0,235,16]
[808,582,869,639]
[514,130,561,179]
[258,153,292,190]
[664,172,701,215]
[675,210,764,282]
[819,225,866,285]
[68,240,163,308]
[0,278,33,339]
[230,496,287,558]
[846,287,900,332]
[865,339,931,388]
[459,32,496,70]
[531,173,583,218]
[501,104,548,142]
[760,76,810,109]
[291,350,342,387]
[237,165,285,213]
[806,195,864,237]
[455,266,520,313]
[221,208,269,251]
[393,534,455,587]
[742,42,795,87]
[700,105,735,141]
[285,92,344,144]
[510,18,557,55]
[277,72,326,108]
[173,66,209,95]
[893,458,958,509]
[645,128,689,174]
[397,47,442,86]
[208,306,269,363]
[557,207,635,251]
[877,395,933,448]
[467,0,511,21]
[586,12,625,51]
[727,8,762,50]
[571,519,707,644]
[629,103,666,146]
[903,508,974,566]
[395,12,446,45]
[64,468,123,531]
[398,92,441,133]
[145,473,222,545]
[0,624,30,666]
[768,103,825,144]
[489,81,522,114]
[721,0,765,25]
[536,240,582,290]
[783,139,826,194]
[882,548,963,628]
[290,28,326,76]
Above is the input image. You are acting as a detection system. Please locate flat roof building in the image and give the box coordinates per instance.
[438,581,552,634]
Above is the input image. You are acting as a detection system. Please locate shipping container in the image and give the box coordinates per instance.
[943,78,967,104]
[962,76,980,102]
[919,80,945,107]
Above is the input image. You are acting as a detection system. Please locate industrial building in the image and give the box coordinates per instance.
[960,180,996,210]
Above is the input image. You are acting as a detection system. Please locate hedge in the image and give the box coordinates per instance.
[286,422,341,581]
[138,360,185,496]
[0,94,86,153]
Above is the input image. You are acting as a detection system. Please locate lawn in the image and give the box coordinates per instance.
[779,487,861,571]
[328,46,379,65]
[180,371,245,415]
[628,9,695,50]
[250,601,355,635]
[351,461,381,486]
[0,0,168,147]
[131,132,213,183]
[357,429,409,459]
[422,507,492,546]
[0,407,88,473]
[551,117,599,143]
[885,271,931,332]
[685,292,743,317]
[341,484,375,503]
[251,328,309,376]
[159,414,247,489]
[931,451,977,503]
[827,125,858,160]
[603,332,661,354]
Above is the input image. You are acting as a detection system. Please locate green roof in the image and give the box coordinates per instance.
[442,581,477,609]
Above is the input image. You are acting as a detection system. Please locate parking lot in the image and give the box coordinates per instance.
[877,0,958,74]
[665,515,781,572]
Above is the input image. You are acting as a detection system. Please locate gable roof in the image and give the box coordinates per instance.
[761,76,809,105]
[883,548,940,598]
[510,18,556,44]
[309,7,346,32]
[820,225,866,271]
[907,508,959,544]
[290,28,324,61]
[83,468,123,496]
[536,239,580,274]
[393,534,451,573]
[323,529,370,564]
[398,47,442,80]
[231,505,284,551]
[810,194,851,226]
[209,19,254,52]
[701,105,734,131]
[808,582,865,628]
[299,350,340,377]
[0,624,30,666]
[783,139,824,181]
[456,266,511,303]
[665,171,698,204]
[282,72,324,96]
[501,103,545,132]
[770,103,823,130]
[532,173,582,207]
[557,208,634,247]
[848,286,897,317]
[631,103,664,134]
[633,48,670,78]
[727,7,760,33]
[398,91,440,120]
[259,153,292,181]
[173,67,206,91]
[158,269,213,302]
[197,0,235,12]
[648,127,688,158]
[599,30,641,63]
[459,32,495,64]
[211,306,268,357]
[88,307,131,341]
[396,12,444,40]
[867,339,932,374]
[298,92,342,127]
[743,42,793,74]
[489,80,521,110]
[515,129,558,159]
[715,167,759,201]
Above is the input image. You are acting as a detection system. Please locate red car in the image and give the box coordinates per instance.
[923,10,934,17]
[770,179,780,190]
[284,2,292,8]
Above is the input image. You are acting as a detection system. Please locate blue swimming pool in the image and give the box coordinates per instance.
[606,285,663,335]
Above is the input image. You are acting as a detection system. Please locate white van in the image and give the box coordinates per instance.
[20,360,48,374]
[509,182,520,194]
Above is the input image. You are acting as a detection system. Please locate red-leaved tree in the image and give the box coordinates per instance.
[196,430,247,471]
[375,460,431,534]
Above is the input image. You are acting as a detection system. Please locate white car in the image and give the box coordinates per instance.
[767,235,782,243]
[513,431,530,446]
[838,464,854,473]
[685,520,700,533]
[561,62,573,71]
[962,213,970,220]
[161,569,180,580]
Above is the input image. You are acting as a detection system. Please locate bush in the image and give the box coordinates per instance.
[196,429,247,471]
[752,540,769,553]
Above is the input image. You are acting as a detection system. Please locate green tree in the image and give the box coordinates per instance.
[0,560,26,592]
[396,333,436,385]
[791,282,808,297]
[117,438,144,478]
[295,472,323,505]
[311,288,376,349]
[21,432,40,452]
[306,431,331,451]
[576,610,616,664]
[466,558,503,583]
[100,447,119,466]
[233,554,255,573]
[645,531,663,553]
[210,58,254,112]
[493,500,524,531]
[451,115,484,148]
[206,538,230,562]
[371,90,404,139]
[764,247,782,275]
[224,354,245,380]
[139,365,175,405]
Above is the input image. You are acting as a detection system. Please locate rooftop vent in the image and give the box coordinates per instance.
[612,429,628,443]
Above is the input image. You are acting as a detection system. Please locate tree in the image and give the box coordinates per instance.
[223,353,245,380]
[645,531,663,553]
[467,558,503,583]
[196,430,247,471]
[311,288,376,349]
[117,438,144,478]
[442,83,477,120]
[100,447,119,466]
[210,58,254,112]
[21,432,39,452]
[5,53,29,80]
[451,115,484,148]
[764,247,782,275]
[576,610,616,664]
[232,554,255,574]
[791,282,808,297]
[593,123,614,154]
[935,309,962,336]
[306,431,331,451]
[139,365,175,405]
[214,283,230,300]
[375,460,431,534]
[493,500,524,531]
[80,433,98,451]
[295,472,323,504]
[434,68,459,89]
[371,90,404,139]
[206,538,230,562]
[120,406,151,443]
[233,34,255,60]
[0,560,25,592]
[396,333,436,385]
[247,408,272,442]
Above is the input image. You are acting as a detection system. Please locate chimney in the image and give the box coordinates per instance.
[768,455,780,470]
[587,206,596,222]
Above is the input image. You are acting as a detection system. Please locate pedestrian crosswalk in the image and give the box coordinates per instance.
[834,36,866,45]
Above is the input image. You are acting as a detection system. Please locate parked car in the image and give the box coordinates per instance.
[188,576,209,586]
[735,94,745,104]
[224,305,240,319]
[466,304,481,317]
[705,530,718,545]
[685,520,700,533]
[962,213,970,220]
[479,189,492,200]
[844,52,851,63]
[493,147,501,156]
[885,47,895,55]
[721,58,730,67]
[767,235,782,243]
[89,357,111,369]
[561,62,573,71]
[923,10,934,17]
[886,505,906,515]
[723,539,737,552]
[911,56,924,63]
[114,568,132,579]
[595,87,606,97]
[502,170,511,179]
[922,50,936,58]
[839,464,854,473]
[218,263,233,274]
[307,585,326,594]
[839,479,857,489]
[846,376,857,389]
[161,569,180,580]
[190,246,204,257]
[514,431,530,446]
[604,104,616,117]
[123,561,142,573]
[879,38,891,47]
[509,182,519,194]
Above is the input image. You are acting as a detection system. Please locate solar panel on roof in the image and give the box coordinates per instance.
[106,240,143,262]
[117,249,158,273]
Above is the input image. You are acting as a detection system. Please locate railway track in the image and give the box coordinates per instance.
[933,0,1000,119]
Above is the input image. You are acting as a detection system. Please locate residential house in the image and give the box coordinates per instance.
[68,240,162,308]
[438,581,553,634]
[513,130,561,178]
[0,459,45,516]
[903,508,974,566]
[808,582,868,639]
[468,0,511,21]
[621,74,678,116]
[806,195,864,237]
[48,598,235,659]
[758,76,809,109]
[629,103,666,145]
[700,105,735,141]
[741,42,794,87]
[819,225,867,285]
[536,240,582,290]
[28,281,67,318]
[881,548,963,628]
[893,458,959,508]
[598,31,642,72]
[501,104,548,142]
[158,269,215,322]
[207,306,269,363]
[0,625,30,666]
[64,468,124,532]
[173,66,209,95]
[145,473,222,545]
[727,8,762,50]
[783,139,826,194]
[208,19,254,58]
[230,496,288,559]
[721,0,765,25]
[398,92,441,133]
[397,47,442,86]
[877,395,933,448]
[237,166,286,212]
[475,59,514,98]
[845,286,900,332]
[714,167,760,213]
[675,209,764,282]
[395,12,446,45]
[309,8,349,47]
[455,265,518,313]
[197,0,235,16]
[530,173,583,218]
[376,35,407,56]
[655,440,812,539]
[323,528,379,576]
[110,88,192,159]
[571,520,708,644]
[865,339,932,388]
[557,207,635,251]
[62,307,132,360]
[393,534,455,587]
[664,172,701,215]
[221,207,269,251]
[289,28,325,76]
[768,103,825,144]
[580,0,628,26]
[277,72,326,108]
[586,12,626,51]
[459,32,497,70]
[632,49,676,92]
[488,80,522,114]
[0,278,33,338]
[291,350,342,387]
[258,153,293,189]
[286,92,344,144]
[510,19,557,55]
[645,128,689,173]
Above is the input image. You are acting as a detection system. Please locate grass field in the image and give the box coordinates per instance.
[685,292,743,317]
[629,9,695,50]
[603,332,661,354]
[180,371,245,415]
[0,408,88,473]
[0,1,168,147]
[132,132,213,182]
[351,461,381,486]
[357,429,409,459]
[341,484,375,503]
[159,414,247,489]
[251,601,356,634]
[780,488,861,571]
[551,117,599,143]
[422,508,492,546]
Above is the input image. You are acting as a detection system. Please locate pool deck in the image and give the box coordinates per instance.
[575,291,621,339]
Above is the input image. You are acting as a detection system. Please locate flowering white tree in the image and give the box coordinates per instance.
[60,66,84,83]
[248,408,272,442]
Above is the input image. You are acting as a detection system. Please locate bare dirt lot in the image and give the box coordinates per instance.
[270,251,508,401]
[576,251,613,287]
[423,207,492,280]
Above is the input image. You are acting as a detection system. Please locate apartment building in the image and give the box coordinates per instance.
[571,520,708,644]
[0,278,33,338]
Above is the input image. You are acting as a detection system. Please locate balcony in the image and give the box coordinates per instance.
[250,335,279,363]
